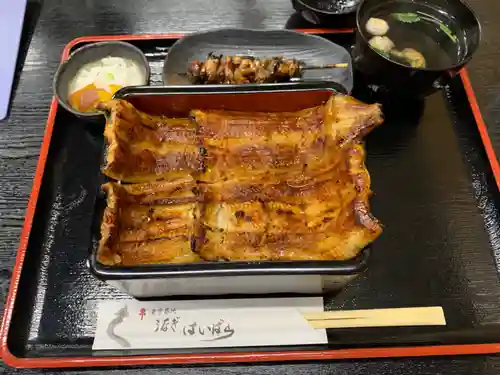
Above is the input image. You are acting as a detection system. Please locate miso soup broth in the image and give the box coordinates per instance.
[362,1,464,70]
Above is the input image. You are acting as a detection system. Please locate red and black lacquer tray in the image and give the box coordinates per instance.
[1,30,500,369]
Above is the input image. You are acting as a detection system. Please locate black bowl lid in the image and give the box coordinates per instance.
[294,0,361,15]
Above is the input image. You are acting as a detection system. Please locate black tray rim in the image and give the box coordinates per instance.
[89,251,371,279]
[2,30,500,369]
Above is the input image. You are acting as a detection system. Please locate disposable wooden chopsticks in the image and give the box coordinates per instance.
[302,306,446,329]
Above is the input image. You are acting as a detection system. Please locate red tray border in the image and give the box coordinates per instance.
[2,29,500,369]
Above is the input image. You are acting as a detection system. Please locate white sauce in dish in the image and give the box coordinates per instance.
[68,56,146,113]
[69,56,145,94]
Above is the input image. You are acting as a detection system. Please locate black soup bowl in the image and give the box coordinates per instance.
[353,0,481,99]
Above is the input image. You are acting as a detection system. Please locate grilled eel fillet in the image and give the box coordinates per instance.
[97,95,383,265]
[194,95,383,184]
[199,143,381,261]
[97,177,201,266]
[98,100,200,183]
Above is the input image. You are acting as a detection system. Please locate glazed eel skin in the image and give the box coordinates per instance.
[96,95,383,266]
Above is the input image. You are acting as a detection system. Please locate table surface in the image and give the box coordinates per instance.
[1,0,500,373]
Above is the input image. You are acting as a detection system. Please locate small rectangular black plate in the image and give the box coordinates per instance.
[5,32,500,362]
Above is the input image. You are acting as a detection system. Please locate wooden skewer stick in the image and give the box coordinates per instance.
[302,306,446,329]
[301,63,349,70]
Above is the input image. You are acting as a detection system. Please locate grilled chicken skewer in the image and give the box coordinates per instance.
[187,53,348,84]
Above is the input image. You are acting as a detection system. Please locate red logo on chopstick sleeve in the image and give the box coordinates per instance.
[138,307,147,320]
